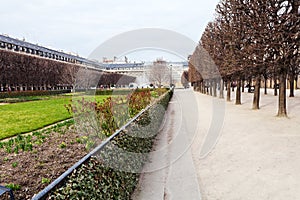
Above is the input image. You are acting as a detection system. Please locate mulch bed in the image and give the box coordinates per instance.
[0,126,88,200]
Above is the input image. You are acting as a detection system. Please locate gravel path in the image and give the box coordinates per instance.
[194,88,300,200]
[133,88,300,200]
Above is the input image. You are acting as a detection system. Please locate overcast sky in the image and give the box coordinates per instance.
[0,0,219,61]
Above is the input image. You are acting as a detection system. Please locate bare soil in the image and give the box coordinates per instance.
[0,126,88,200]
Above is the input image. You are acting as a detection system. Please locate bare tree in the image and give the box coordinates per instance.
[181,71,189,88]
[147,59,170,88]
[190,0,299,117]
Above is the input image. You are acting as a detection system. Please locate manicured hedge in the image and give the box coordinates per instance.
[47,90,173,199]
[95,88,152,96]
[0,90,71,99]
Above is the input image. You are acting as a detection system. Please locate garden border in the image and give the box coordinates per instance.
[32,90,172,200]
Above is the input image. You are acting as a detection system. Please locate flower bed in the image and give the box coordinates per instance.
[0,120,88,200]
[37,90,173,199]
[0,89,172,199]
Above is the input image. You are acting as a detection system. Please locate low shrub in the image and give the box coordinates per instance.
[65,89,152,139]
[42,178,51,184]
[5,183,21,191]
[59,142,67,149]
[47,90,173,199]
[0,90,71,100]
[12,162,18,168]
[94,88,152,96]
[0,120,74,154]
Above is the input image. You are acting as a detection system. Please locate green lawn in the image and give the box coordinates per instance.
[0,95,108,140]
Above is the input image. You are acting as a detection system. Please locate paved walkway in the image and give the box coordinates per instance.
[132,89,202,200]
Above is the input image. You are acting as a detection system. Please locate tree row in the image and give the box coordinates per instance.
[0,49,135,92]
[189,0,300,117]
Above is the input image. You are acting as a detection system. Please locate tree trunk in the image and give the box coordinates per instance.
[274,78,278,96]
[206,80,209,95]
[248,78,252,93]
[252,75,261,110]
[270,77,273,90]
[227,81,231,102]
[264,75,268,95]
[199,81,203,93]
[213,79,217,97]
[277,72,287,117]
[220,79,224,99]
[236,79,242,105]
[242,80,245,93]
[209,79,213,96]
[289,74,295,97]
[199,82,202,93]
